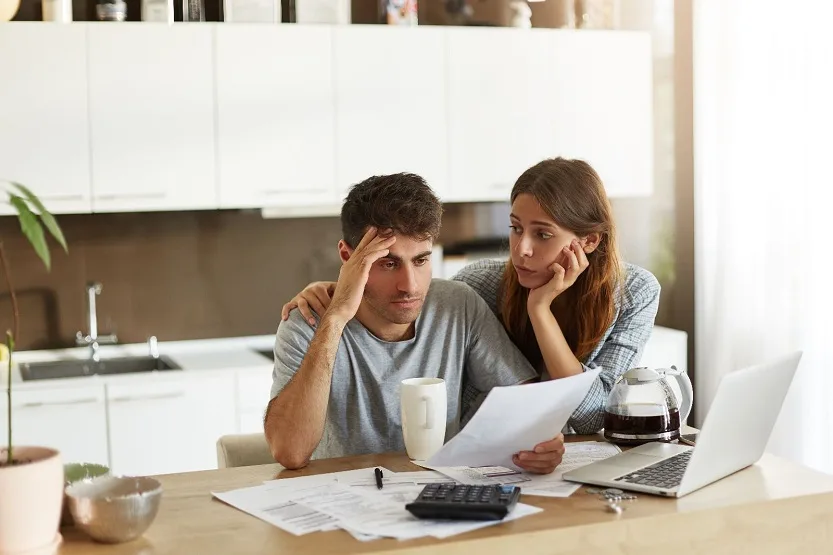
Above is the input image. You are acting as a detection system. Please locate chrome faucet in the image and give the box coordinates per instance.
[76,281,118,361]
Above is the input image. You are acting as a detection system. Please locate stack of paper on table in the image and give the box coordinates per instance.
[517,441,621,497]
[419,442,621,497]
[213,370,623,538]
[212,467,542,541]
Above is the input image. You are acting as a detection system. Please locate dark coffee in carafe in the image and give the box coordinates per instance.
[603,403,681,446]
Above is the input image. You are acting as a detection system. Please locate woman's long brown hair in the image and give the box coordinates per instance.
[500,158,623,369]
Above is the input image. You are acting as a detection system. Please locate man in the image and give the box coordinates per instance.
[264,173,565,472]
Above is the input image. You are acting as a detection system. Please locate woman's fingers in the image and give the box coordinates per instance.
[280,300,297,321]
[563,246,580,276]
[573,239,590,270]
[297,298,316,326]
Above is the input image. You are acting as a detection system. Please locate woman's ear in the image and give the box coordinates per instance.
[582,233,602,254]
[337,240,353,263]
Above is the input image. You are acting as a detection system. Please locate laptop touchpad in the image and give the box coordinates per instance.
[601,451,664,469]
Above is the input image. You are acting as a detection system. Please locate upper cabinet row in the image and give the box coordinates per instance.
[0,23,653,215]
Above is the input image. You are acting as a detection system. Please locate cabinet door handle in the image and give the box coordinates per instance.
[260,189,323,195]
[96,192,167,201]
[41,194,86,201]
[110,392,184,403]
[18,397,99,408]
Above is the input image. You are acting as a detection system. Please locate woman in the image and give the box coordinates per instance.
[281,157,660,434]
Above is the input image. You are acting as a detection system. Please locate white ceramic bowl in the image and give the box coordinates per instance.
[65,475,162,543]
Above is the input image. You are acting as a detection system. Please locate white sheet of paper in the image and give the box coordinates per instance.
[347,473,456,488]
[262,467,396,489]
[212,484,338,535]
[289,483,541,540]
[289,483,424,540]
[427,370,600,469]
[520,441,622,498]
[428,503,543,539]
[421,465,530,486]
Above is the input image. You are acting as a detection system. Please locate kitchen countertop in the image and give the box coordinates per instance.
[5,324,687,392]
[5,334,276,391]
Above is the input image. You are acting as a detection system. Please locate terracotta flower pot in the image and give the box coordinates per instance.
[0,447,64,555]
[0,0,21,21]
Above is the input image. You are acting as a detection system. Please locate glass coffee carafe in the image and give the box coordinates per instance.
[603,366,693,446]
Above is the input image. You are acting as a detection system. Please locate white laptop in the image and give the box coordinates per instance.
[563,351,802,498]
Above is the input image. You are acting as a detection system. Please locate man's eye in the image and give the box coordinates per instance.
[414,258,428,267]
[382,261,397,270]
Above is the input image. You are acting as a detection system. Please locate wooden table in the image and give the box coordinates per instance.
[58,435,833,555]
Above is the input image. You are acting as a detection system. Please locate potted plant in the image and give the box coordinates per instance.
[0,181,68,554]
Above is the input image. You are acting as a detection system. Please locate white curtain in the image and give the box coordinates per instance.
[694,0,833,473]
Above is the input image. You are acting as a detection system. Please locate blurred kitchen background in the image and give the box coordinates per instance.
[0,1,690,356]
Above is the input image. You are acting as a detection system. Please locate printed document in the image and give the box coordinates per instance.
[520,441,622,497]
[290,483,542,540]
[427,370,600,469]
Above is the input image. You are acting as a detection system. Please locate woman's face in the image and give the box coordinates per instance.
[509,193,582,289]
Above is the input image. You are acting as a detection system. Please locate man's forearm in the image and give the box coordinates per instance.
[264,316,346,469]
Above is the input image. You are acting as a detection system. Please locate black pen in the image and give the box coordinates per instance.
[374,467,384,489]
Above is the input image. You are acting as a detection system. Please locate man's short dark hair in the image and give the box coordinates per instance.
[341,173,443,248]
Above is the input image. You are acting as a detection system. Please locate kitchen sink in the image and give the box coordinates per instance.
[18,355,181,381]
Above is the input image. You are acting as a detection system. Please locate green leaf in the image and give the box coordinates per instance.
[8,193,51,271]
[10,182,68,253]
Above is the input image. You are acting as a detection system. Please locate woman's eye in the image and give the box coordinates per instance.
[538,232,553,240]
[509,225,521,234]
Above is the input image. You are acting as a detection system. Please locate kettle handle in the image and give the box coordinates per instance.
[670,366,694,424]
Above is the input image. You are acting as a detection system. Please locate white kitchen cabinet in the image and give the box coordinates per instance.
[447,28,654,202]
[0,384,108,466]
[87,24,217,213]
[215,25,336,209]
[106,374,236,476]
[334,26,448,200]
[0,24,92,215]
[548,31,653,197]
[446,28,557,202]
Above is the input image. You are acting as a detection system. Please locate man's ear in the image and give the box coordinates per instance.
[337,240,353,263]
[582,232,602,254]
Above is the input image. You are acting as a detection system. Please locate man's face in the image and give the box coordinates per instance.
[359,233,433,326]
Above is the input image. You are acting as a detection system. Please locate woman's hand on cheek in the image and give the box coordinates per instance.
[526,239,590,311]
[565,239,590,283]
[527,261,566,310]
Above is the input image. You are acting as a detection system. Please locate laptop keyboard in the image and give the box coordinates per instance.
[614,450,693,489]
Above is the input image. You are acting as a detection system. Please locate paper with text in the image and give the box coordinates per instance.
[421,465,530,486]
[290,483,541,540]
[212,485,337,536]
[520,441,622,497]
[427,370,600,469]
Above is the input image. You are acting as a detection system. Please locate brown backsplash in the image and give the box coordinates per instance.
[0,204,485,351]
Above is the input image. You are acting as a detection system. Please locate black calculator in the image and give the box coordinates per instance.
[405,483,522,521]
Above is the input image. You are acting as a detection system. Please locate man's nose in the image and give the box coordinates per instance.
[398,265,418,294]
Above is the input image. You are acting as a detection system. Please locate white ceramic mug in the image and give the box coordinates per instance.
[400,377,447,461]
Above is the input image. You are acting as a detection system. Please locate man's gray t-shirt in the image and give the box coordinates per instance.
[270,279,538,460]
